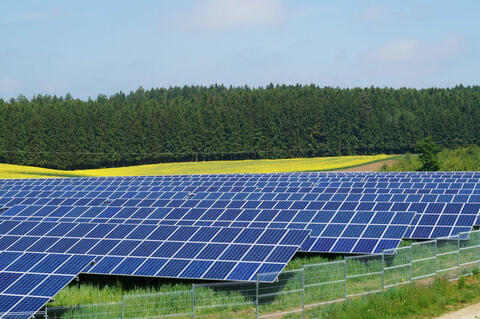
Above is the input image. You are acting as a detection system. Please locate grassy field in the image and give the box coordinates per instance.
[381,146,480,172]
[307,274,480,319]
[0,154,395,178]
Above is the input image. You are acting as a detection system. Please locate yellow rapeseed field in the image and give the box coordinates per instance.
[0,154,395,179]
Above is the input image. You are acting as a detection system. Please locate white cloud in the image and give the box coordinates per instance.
[175,0,287,31]
[360,36,471,81]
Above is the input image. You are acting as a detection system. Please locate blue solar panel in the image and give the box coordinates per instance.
[0,205,425,247]
[299,211,414,254]
[2,173,480,201]
[0,252,93,319]
[1,181,480,217]
[0,220,309,282]
[10,195,469,240]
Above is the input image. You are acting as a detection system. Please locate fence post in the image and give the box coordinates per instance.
[256,276,259,319]
[458,237,461,279]
[44,307,48,319]
[434,240,438,278]
[192,283,195,319]
[409,244,412,282]
[381,253,385,290]
[121,294,125,319]
[302,267,305,319]
[343,258,347,300]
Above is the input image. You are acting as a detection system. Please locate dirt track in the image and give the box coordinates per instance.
[339,159,398,171]
[435,302,480,319]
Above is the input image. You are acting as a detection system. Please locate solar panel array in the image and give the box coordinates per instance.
[1,173,480,240]
[0,251,93,319]
[1,172,480,254]
[0,220,308,281]
[1,172,480,316]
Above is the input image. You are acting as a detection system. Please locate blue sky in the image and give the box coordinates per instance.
[0,0,479,99]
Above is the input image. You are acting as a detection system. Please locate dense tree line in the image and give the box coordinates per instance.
[0,85,479,170]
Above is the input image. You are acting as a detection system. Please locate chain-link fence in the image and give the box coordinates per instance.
[34,229,480,319]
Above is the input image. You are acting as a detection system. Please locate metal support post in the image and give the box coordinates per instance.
[121,294,125,319]
[302,268,305,319]
[256,277,259,319]
[434,240,438,278]
[343,258,347,300]
[192,283,195,319]
[381,253,385,290]
[409,245,413,282]
[458,238,461,278]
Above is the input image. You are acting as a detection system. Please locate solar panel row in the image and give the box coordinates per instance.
[0,252,93,319]
[0,208,413,254]
[3,188,480,206]
[0,199,476,237]
[2,176,480,194]
[3,179,480,191]
[0,220,309,282]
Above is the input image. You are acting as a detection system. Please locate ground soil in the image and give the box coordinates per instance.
[435,302,480,319]
[339,159,398,171]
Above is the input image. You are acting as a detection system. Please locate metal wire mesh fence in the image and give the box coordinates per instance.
[44,301,123,319]
[38,229,480,319]
[193,281,256,319]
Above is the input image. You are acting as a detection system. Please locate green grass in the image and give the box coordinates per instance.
[381,145,480,171]
[302,274,480,319]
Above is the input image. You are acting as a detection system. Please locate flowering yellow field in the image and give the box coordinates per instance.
[0,154,395,179]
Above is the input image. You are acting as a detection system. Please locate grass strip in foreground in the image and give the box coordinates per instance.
[304,273,480,319]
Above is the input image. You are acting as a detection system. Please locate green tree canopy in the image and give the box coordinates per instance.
[415,137,440,171]
[0,85,479,170]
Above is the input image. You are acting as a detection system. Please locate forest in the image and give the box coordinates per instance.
[0,84,479,170]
